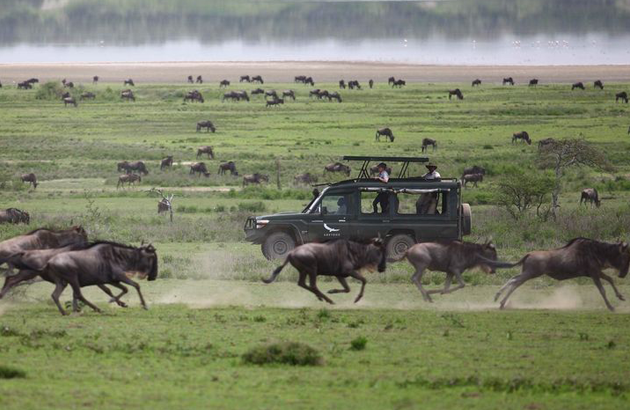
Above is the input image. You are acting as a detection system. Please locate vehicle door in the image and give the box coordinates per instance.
[306,191,357,242]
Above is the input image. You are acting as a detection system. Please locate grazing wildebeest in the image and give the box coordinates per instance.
[512,131,531,145]
[339,80,346,89]
[187,75,194,84]
[392,79,406,88]
[0,80,2,88]
[616,91,629,103]
[489,238,629,311]
[0,208,30,225]
[252,75,264,84]
[61,91,71,99]
[0,226,87,270]
[21,173,38,189]
[369,79,374,89]
[462,173,483,188]
[252,88,265,96]
[391,241,497,302]
[196,75,203,84]
[538,137,556,150]
[239,75,251,83]
[503,77,515,85]
[388,77,396,86]
[220,80,230,88]
[117,174,141,189]
[529,79,539,86]
[235,91,250,101]
[580,188,601,208]
[242,173,269,186]
[348,80,361,90]
[328,92,342,103]
[93,76,99,84]
[282,90,296,101]
[17,81,32,90]
[218,161,238,176]
[318,90,330,100]
[304,77,315,86]
[295,76,307,83]
[265,90,279,99]
[472,79,482,87]
[324,162,351,176]
[222,91,239,102]
[294,173,318,185]
[594,80,604,90]
[80,92,96,100]
[572,82,585,90]
[124,161,149,175]
[264,238,386,304]
[190,162,211,177]
[462,165,485,179]
[26,242,158,315]
[375,127,395,142]
[196,120,216,133]
[448,89,464,100]
[421,138,437,153]
[124,79,135,87]
[196,146,215,159]
[309,89,321,99]
[266,98,284,107]
[64,81,75,89]
[121,89,135,102]
[26,78,39,85]
[184,90,204,103]
[63,97,78,107]
[160,156,174,170]
[369,165,392,177]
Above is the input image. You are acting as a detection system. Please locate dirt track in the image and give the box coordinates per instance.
[1,61,630,84]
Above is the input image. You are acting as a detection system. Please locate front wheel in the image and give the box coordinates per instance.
[262,232,296,260]
[386,234,415,260]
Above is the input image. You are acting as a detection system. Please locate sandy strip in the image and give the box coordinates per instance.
[1,61,630,84]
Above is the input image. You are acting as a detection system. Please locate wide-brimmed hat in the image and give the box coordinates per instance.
[377,162,387,169]
[426,163,438,169]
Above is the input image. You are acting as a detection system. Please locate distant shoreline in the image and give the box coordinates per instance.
[1,61,630,83]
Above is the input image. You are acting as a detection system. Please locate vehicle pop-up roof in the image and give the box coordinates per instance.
[342,156,430,179]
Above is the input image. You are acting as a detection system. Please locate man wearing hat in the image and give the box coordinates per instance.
[372,162,390,213]
[423,163,441,180]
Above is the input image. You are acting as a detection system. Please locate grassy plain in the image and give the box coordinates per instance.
[1,78,630,409]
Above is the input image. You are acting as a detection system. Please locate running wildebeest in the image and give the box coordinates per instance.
[160,156,174,171]
[462,165,485,178]
[266,98,284,107]
[21,173,38,189]
[462,173,483,188]
[93,76,99,84]
[124,79,135,87]
[388,77,396,86]
[123,161,149,175]
[529,79,539,86]
[421,138,437,153]
[339,80,346,89]
[294,173,318,185]
[488,238,629,311]
[184,90,204,103]
[375,127,395,142]
[472,79,482,87]
[512,131,531,145]
[580,188,601,208]
[187,75,194,84]
[448,89,464,100]
[17,81,32,90]
[392,79,406,88]
[117,174,142,189]
[282,90,296,101]
[572,82,585,90]
[218,161,238,176]
[240,75,251,83]
[196,146,215,159]
[324,162,351,176]
[263,238,386,304]
[196,120,216,133]
[190,162,210,177]
[23,241,158,315]
[63,97,78,107]
[251,88,264,96]
[242,173,269,186]
[348,80,361,90]
[369,79,374,89]
[220,80,230,88]
[538,137,556,150]
[80,92,96,100]
[328,92,342,103]
[0,208,30,224]
[616,92,629,103]
[196,75,203,84]
[252,75,264,84]
[390,241,497,302]
[503,77,515,85]
[121,89,135,102]
[594,80,604,90]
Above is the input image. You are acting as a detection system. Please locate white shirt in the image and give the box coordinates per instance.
[378,170,389,183]
[423,170,441,180]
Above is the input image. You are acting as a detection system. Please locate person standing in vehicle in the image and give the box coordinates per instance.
[372,162,390,213]
[423,163,441,180]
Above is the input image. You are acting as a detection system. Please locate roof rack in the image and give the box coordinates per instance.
[342,156,429,179]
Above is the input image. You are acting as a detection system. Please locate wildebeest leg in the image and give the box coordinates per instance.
[328,276,351,294]
[117,276,148,309]
[0,270,39,299]
[438,270,466,295]
[98,284,129,307]
[494,275,519,302]
[411,266,432,302]
[68,279,102,313]
[427,272,454,295]
[51,281,69,316]
[591,274,615,311]
[599,272,625,301]
[347,271,367,303]
[499,272,536,309]
[307,271,334,304]
[296,270,321,301]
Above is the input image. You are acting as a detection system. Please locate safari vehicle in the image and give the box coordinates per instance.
[244,156,472,259]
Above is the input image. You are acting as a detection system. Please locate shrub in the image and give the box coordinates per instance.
[35,81,64,100]
[350,336,368,351]
[242,341,323,366]
[0,365,26,379]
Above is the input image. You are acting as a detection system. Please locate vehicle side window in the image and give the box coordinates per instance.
[316,193,353,215]
[396,192,448,216]
[360,191,391,214]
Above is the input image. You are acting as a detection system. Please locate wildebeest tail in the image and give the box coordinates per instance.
[479,255,528,269]
[263,258,289,284]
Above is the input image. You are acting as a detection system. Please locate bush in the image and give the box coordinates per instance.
[350,336,368,351]
[0,364,26,379]
[35,81,64,100]
[242,341,323,366]
[494,170,554,219]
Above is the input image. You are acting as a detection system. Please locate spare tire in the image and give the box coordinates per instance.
[461,203,472,236]
[262,231,296,260]
[386,234,416,260]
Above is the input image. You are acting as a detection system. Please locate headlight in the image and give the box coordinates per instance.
[256,219,269,229]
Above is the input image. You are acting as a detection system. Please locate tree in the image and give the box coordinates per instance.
[495,170,555,220]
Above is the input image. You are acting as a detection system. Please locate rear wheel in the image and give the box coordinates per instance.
[386,234,415,260]
[461,203,472,236]
[262,232,296,260]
